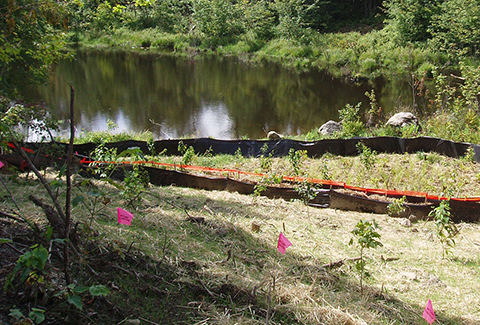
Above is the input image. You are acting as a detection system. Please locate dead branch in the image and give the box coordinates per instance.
[64,84,75,284]
[5,242,24,255]
[29,195,64,231]
[0,210,25,223]
[321,257,362,270]
[184,208,205,223]
[12,139,66,224]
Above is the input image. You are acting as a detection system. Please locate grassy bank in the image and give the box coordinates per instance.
[72,27,445,81]
[1,166,479,324]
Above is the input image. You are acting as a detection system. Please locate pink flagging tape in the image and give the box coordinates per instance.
[423,299,435,324]
[277,233,293,254]
[117,207,133,226]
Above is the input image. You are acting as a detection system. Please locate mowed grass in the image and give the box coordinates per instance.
[78,183,480,324]
[5,163,480,324]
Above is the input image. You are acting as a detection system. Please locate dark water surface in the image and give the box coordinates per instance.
[24,50,417,140]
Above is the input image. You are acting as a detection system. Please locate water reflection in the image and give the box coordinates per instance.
[22,49,421,140]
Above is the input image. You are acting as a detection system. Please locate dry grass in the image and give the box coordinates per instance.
[80,178,480,324]
[3,159,480,324]
[158,151,480,198]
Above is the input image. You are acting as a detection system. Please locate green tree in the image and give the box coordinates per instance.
[430,0,480,57]
[384,0,443,44]
[192,0,243,46]
[349,219,382,295]
[0,0,67,96]
[429,200,459,258]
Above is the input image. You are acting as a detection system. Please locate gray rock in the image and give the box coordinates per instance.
[400,219,412,227]
[319,120,341,135]
[267,131,283,140]
[386,112,418,128]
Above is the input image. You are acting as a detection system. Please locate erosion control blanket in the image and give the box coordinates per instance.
[22,136,480,161]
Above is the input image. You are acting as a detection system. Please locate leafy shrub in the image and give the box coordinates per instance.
[287,148,307,176]
[4,244,49,291]
[349,219,382,295]
[192,0,243,47]
[178,141,197,165]
[356,141,377,170]
[259,143,273,172]
[429,200,459,258]
[387,196,407,217]
[339,102,365,138]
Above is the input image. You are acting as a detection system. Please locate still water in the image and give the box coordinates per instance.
[24,50,418,140]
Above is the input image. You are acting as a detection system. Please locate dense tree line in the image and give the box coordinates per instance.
[60,0,480,57]
[64,0,385,38]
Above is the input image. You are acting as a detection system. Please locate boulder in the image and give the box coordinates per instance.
[267,131,283,140]
[319,120,341,135]
[386,112,418,128]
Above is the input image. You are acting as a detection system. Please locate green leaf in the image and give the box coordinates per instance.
[0,238,13,244]
[87,189,104,197]
[73,285,90,294]
[58,164,67,178]
[52,238,67,244]
[31,246,48,270]
[43,226,53,242]
[50,179,64,190]
[89,284,110,297]
[29,308,45,323]
[72,195,85,207]
[68,294,83,310]
[8,308,24,319]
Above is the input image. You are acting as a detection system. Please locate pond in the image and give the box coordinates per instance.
[23,49,422,140]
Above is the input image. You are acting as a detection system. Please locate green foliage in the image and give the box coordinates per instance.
[319,161,331,180]
[56,283,110,311]
[294,180,318,207]
[252,182,267,202]
[384,0,442,44]
[9,307,46,324]
[4,244,49,291]
[429,200,459,258]
[178,141,197,166]
[192,0,243,47]
[252,173,282,202]
[287,148,307,176]
[430,0,480,57]
[0,0,68,96]
[462,147,476,163]
[349,219,382,294]
[73,129,153,144]
[259,143,273,172]
[241,0,275,41]
[0,100,59,141]
[356,141,377,170]
[364,89,382,126]
[339,102,364,138]
[387,196,407,217]
[349,219,383,250]
[425,63,480,143]
[122,166,149,202]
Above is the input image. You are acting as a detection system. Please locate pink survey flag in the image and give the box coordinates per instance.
[117,207,133,226]
[0,161,4,169]
[277,232,292,254]
[423,299,435,324]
